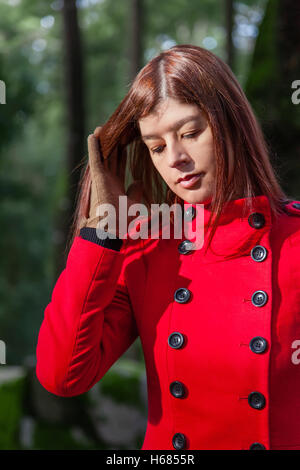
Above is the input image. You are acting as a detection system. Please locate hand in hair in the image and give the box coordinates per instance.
[80,127,143,238]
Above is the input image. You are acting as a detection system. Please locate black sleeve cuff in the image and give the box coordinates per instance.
[79,227,123,251]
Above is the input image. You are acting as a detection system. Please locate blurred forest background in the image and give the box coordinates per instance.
[0,0,299,450]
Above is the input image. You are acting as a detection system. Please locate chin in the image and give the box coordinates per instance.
[179,190,213,206]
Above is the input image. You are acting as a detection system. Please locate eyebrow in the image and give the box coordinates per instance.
[141,115,202,141]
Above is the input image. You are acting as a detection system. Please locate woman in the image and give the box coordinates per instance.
[36,44,300,450]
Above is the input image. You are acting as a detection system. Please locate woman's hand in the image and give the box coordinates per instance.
[80,126,143,238]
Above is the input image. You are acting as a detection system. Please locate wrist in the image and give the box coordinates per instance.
[79,227,123,250]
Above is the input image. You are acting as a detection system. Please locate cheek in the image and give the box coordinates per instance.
[150,157,160,174]
[192,144,216,173]
[209,155,216,174]
[150,159,168,182]
[191,131,214,158]
[201,138,215,170]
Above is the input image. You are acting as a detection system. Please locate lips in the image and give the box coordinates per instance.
[176,172,204,188]
[177,172,203,183]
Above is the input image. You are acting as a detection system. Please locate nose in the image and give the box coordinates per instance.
[166,141,191,168]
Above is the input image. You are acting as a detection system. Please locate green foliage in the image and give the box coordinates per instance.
[246,0,280,115]
[245,0,300,199]
[33,421,98,450]
[0,0,65,363]
[0,0,240,364]
[1,0,298,451]
[100,359,146,410]
[0,377,25,449]
[0,362,146,450]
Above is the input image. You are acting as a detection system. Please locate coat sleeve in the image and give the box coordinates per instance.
[35,233,139,397]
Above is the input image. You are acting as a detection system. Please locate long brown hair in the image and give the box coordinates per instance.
[66,44,290,257]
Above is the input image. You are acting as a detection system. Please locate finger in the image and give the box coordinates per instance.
[92,127,105,164]
[87,134,103,175]
[93,126,102,138]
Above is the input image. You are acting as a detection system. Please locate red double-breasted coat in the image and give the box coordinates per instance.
[36,195,300,450]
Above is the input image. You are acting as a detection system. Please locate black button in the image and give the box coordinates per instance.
[292,203,300,210]
[250,442,266,450]
[251,245,267,262]
[174,288,191,304]
[248,213,265,229]
[168,332,184,349]
[248,392,266,410]
[249,337,268,354]
[184,206,196,221]
[251,290,268,307]
[170,381,185,398]
[178,240,194,255]
[172,433,186,450]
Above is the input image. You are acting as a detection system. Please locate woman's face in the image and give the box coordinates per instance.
[138,97,220,205]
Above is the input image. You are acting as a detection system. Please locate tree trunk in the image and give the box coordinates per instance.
[125,0,145,362]
[225,0,235,70]
[128,0,144,82]
[56,0,86,275]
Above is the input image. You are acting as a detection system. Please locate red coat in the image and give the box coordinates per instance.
[36,195,300,450]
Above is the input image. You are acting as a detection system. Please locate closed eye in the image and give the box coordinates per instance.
[184,131,199,139]
[151,146,165,154]
[151,131,200,154]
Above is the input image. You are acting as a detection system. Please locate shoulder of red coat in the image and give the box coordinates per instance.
[282,201,300,216]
